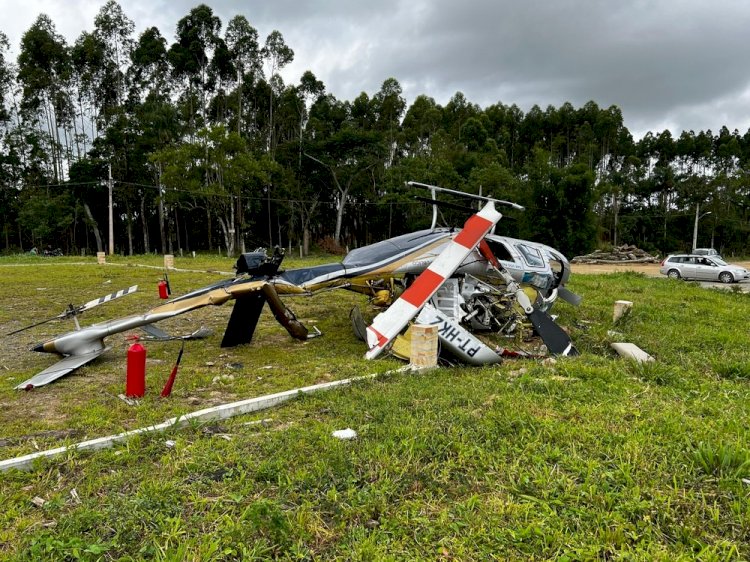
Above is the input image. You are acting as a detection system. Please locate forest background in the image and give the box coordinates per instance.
[1,1,748,260]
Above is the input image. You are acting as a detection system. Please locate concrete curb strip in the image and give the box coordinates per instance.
[0,373,380,472]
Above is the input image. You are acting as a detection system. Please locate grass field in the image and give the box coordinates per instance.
[0,253,749,560]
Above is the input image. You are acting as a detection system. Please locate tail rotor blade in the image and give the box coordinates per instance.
[77,285,138,314]
[6,285,139,336]
[6,316,59,336]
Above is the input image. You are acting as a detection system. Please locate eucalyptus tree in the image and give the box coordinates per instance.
[16,30,79,264]
[372,78,406,167]
[521,149,596,257]
[295,71,324,160]
[206,36,235,125]
[133,92,181,252]
[128,27,177,253]
[271,71,324,254]
[168,4,223,133]
[400,95,441,158]
[0,32,11,124]
[442,92,481,143]
[304,126,385,246]
[0,31,20,249]
[305,94,384,245]
[17,14,72,182]
[224,15,260,134]
[70,32,105,153]
[154,125,275,255]
[129,27,170,100]
[92,0,134,125]
[261,30,293,155]
[483,102,524,170]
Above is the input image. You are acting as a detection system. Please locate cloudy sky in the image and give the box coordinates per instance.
[3,0,749,138]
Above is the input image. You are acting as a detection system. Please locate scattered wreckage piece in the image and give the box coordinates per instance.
[611,342,654,363]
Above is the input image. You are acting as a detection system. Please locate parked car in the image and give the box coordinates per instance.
[660,254,749,283]
[692,247,722,258]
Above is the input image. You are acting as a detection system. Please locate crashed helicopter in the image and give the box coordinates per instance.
[10,181,580,390]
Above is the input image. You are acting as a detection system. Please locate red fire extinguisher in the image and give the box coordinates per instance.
[158,279,169,299]
[126,336,146,397]
[158,271,172,299]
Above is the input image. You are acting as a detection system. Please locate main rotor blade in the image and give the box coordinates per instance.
[408,181,525,210]
[413,195,475,214]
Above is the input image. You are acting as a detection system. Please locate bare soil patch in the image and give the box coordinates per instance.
[572,262,662,276]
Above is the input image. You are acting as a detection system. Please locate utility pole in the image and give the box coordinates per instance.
[692,203,699,252]
[692,203,711,252]
[108,163,114,256]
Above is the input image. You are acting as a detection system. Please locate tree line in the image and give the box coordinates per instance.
[1,1,749,260]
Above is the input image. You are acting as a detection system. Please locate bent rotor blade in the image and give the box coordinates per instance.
[365,201,502,359]
[557,286,582,307]
[75,285,138,315]
[527,309,578,356]
[15,347,111,390]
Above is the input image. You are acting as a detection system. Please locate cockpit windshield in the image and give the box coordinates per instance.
[516,243,544,267]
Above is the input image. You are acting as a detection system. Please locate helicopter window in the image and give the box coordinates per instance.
[485,240,515,262]
[516,244,544,267]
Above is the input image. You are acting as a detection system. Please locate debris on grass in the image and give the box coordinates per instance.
[611,342,654,363]
[332,428,357,440]
[30,496,46,508]
[117,394,140,406]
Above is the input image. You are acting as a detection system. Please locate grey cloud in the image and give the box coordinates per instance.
[4,0,750,136]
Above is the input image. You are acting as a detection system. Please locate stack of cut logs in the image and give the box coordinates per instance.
[571,245,660,264]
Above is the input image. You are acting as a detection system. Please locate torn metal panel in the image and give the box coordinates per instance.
[416,305,502,365]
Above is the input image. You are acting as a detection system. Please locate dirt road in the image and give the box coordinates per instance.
[571,260,750,293]
[571,260,750,276]
[571,262,662,276]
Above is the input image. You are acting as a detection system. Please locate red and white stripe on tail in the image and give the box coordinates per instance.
[365,201,502,359]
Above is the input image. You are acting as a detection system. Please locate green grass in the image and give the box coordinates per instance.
[1,257,750,560]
